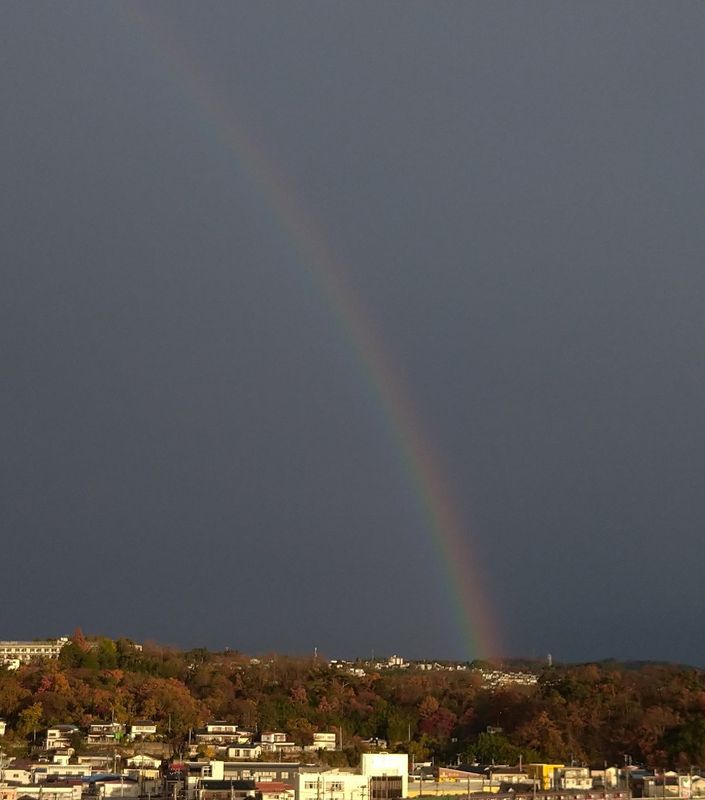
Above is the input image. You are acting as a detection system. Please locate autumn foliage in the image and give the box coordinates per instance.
[1,639,705,769]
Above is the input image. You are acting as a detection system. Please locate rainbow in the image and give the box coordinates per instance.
[115,6,501,660]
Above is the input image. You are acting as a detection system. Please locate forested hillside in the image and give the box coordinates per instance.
[2,634,705,770]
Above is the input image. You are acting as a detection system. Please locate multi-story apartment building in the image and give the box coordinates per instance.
[0,638,69,664]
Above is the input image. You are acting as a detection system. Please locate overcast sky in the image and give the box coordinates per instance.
[3,2,705,664]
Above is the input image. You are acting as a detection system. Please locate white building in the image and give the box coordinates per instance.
[127,755,162,770]
[33,764,92,782]
[44,725,79,751]
[0,719,6,736]
[93,778,140,798]
[296,754,408,800]
[195,723,252,747]
[310,733,337,751]
[261,732,297,753]
[556,768,592,790]
[297,769,369,800]
[86,722,125,745]
[0,638,69,665]
[8,786,80,800]
[129,720,157,739]
[205,722,238,735]
[3,763,32,785]
[362,754,408,799]
[225,744,262,760]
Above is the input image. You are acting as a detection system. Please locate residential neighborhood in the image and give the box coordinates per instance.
[2,637,705,800]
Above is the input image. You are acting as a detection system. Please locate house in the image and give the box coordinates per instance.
[76,756,113,770]
[591,767,619,789]
[206,722,239,735]
[167,760,226,800]
[310,733,336,752]
[225,745,262,760]
[256,782,295,800]
[86,722,124,745]
[128,720,157,740]
[89,777,140,798]
[197,780,256,800]
[260,733,297,754]
[44,725,79,751]
[3,758,33,785]
[0,719,6,736]
[195,722,250,746]
[126,754,162,770]
[527,764,566,791]
[33,764,92,782]
[556,767,592,790]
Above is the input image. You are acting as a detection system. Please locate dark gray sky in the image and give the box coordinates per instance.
[3,1,705,664]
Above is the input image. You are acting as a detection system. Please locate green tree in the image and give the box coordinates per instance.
[96,639,118,670]
[471,732,522,765]
[18,702,43,739]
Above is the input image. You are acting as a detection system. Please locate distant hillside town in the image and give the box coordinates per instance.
[0,639,536,688]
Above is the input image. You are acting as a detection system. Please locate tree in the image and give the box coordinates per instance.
[18,702,43,739]
[95,640,118,670]
[665,717,705,768]
[471,732,522,765]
